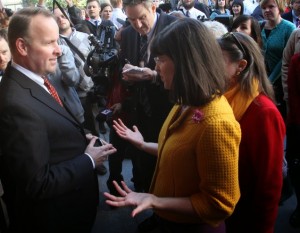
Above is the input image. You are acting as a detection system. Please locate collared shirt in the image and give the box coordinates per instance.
[111,8,127,29]
[243,0,259,15]
[180,7,206,19]
[11,61,50,93]
[292,10,300,27]
[89,17,102,26]
[11,61,95,168]
[146,12,158,41]
[0,70,4,82]
[143,13,159,64]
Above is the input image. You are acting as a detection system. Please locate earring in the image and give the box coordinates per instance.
[236,71,240,76]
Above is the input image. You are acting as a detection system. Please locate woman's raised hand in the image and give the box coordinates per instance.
[112,119,145,150]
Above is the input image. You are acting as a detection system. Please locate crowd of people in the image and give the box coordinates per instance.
[0,0,299,232]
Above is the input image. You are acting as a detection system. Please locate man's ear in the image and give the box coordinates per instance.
[238,59,247,73]
[15,38,28,56]
[151,4,157,14]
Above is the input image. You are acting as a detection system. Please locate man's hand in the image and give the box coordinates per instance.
[110,103,122,115]
[65,0,74,7]
[122,64,155,82]
[0,8,9,29]
[85,137,117,167]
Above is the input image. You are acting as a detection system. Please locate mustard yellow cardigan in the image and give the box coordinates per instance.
[150,96,241,226]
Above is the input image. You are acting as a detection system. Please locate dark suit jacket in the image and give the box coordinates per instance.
[0,65,99,233]
[120,13,176,141]
[282,11,294,24]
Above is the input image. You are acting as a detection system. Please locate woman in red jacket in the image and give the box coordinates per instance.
[218,32,286,233]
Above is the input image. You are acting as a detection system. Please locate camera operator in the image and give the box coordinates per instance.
[53,7,97,133]
[65,0,119,175]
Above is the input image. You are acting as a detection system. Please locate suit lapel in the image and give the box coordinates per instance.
[6,66,81,127]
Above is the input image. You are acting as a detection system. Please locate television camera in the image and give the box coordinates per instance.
[84,20,119,123]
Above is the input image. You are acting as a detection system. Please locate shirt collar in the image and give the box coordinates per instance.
[292,10,299,20]
[11,60,46,88]
[143,13,159,41]
[89,17,102,26]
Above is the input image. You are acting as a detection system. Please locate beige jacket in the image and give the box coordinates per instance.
[282,29,300,101]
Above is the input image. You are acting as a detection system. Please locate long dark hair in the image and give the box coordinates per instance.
[230,0,244,17]
[151,18,226,106]
[231,15,263,48]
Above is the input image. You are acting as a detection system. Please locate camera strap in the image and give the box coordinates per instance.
[53,0,74,27]
[62,36,86,62]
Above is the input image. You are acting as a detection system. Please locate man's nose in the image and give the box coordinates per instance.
[0,54,4,63]
[134,20,142,29]
[55,44,62,57]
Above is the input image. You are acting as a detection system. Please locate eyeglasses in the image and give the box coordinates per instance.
[222,32,246,57]
[154,57,162,65]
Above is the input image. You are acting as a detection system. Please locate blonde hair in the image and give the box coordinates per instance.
[260,0,285,13]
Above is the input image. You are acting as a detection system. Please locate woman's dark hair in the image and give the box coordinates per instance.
[215,0,229,10]
[231,15,263,48]
[218,32,274,100]
[230,0,244,16]
[151,18,226,106]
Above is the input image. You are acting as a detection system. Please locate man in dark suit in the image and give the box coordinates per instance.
[282,0,300,27]
[106,0,176,195]
[0,7,116,233]
[67,0,102,36]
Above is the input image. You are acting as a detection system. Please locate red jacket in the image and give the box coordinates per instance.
[226,94,286,233]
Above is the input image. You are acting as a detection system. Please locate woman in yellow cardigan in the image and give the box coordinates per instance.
[104,18,241,233]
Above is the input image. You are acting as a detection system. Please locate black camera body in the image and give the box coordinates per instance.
[198,14,233,29]
[96,109,113,122]
[213,15,233,29]
[83,20,119,123]
[84,20,119,96]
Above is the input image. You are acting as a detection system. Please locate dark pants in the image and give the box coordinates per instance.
[273,77,286,120]
[286,125,300,210]
[107,128,142,193]
[80,95,98,136]
[133,106,164,192]
[0,197,9,233]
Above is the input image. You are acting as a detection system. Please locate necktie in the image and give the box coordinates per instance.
[139,35,148,65]
[43,77,63,107]
[138,35,151,116]
[186,10,190,17]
